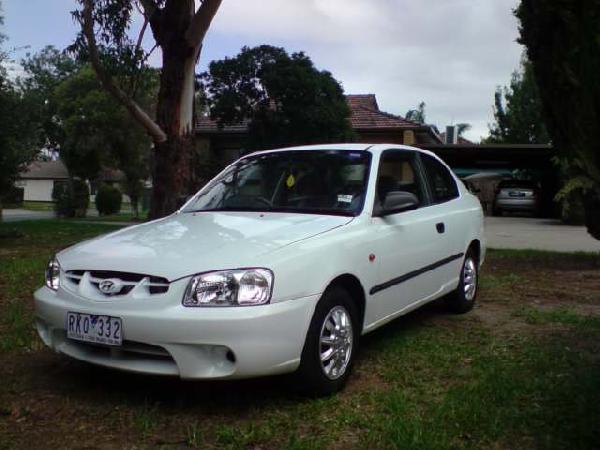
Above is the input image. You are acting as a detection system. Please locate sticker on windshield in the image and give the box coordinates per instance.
[286,174,296,188]
[337,194,353,203]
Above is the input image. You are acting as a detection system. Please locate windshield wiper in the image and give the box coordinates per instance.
[183,207,270,214]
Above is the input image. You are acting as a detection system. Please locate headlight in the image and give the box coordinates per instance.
[182,268,273,307]
[45,257,60,290]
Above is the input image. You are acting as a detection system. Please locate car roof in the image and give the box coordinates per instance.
[248,143,436,158]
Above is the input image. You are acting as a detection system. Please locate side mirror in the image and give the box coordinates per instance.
[377,191,419,216]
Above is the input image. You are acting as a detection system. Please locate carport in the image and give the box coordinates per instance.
[419,144,558,217]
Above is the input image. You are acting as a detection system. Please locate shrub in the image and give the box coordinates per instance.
[52,179,89,218]
[560,191,586,226]
[1,185,24,206]
[95,184,122,216]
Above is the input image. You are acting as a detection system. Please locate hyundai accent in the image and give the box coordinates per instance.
[34,144,485,394]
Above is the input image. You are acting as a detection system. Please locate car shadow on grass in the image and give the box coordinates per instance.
[34,298,451,412]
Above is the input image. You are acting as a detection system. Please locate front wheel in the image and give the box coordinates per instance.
[295,286,359,396]
[445,249,479,314]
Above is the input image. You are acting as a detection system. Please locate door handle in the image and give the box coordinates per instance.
[436,222,445,234]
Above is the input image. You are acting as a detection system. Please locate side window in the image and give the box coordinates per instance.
[421,154,459,203]
[376,151,425,207]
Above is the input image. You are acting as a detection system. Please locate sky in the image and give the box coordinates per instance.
[2,0,524,142]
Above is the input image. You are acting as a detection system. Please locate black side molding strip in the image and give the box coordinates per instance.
[369,252,464,295]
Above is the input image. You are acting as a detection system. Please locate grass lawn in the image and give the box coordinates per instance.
[0,220,599,449]
[78,212,148,223]
[16,201,148,222]
[20,201,55,212]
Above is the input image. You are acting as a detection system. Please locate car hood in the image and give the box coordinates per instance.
[58,211,353,281]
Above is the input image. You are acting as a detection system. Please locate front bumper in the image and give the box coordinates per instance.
[34,284,319,379]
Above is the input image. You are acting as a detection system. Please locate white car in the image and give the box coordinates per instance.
[35,144,484,394]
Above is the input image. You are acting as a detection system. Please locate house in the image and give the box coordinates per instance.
[345,94,441,145]
[17,160,130,204]
[16,160,69,202]
[194,94,443,167]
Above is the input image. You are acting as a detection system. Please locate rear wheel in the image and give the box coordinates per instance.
[295,286,359,396]
[445,249,479,314]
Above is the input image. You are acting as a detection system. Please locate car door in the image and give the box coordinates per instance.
[369,149,447,322]
[418,152,465,291]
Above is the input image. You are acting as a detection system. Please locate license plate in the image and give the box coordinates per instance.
[66,312,123,346]
[509,191,525,197]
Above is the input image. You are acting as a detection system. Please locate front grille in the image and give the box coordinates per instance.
[59,332,175,363]
[65,270,170,297]
[66,270,84,285]
[80,340,173,361]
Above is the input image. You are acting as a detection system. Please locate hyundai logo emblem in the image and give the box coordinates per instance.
[98,278,123,295]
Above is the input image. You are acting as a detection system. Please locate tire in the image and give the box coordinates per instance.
[492,204,502,216]
[445,249,479,314]
[295,286,359,396]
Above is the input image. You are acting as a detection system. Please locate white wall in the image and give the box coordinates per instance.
[22,179,132,205]
[23,180,54,202]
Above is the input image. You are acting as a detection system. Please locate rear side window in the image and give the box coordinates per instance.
[421,154,459,203]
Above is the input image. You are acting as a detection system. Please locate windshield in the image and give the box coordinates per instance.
[183,150,371,216]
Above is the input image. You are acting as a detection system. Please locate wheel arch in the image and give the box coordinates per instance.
[468,239,481,261]
[324,273,366,332]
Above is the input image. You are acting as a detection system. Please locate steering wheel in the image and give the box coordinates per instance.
[286,195,312,205]
[253,196,273,207]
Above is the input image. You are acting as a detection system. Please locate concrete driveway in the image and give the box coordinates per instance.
[1,209,55,222]
[3,208,600,253]
[485,216,600,253]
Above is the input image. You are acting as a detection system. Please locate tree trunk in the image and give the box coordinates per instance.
[81,0,222,219]
[130,195,139,219]
[148,1,199,219]
[151,135,194,217]
[584,191,600,240]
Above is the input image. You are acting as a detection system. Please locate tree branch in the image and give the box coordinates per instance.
[81,0,167,143]
[137,0,158,20]
[131,43,158,99]
[141,43,159,65]
[185,0,223,49]
[135,16,149,54]
[137,0,163,45]
[128,14,150,95]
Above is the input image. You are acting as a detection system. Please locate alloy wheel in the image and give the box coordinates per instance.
[319,305,353,380]
[463,257,477,301]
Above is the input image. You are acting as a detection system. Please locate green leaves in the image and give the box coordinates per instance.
[0,1,41,203]
[201,45,354,151]
[53,65,151,184]
[485,58,550,145]
[405,102,426,125]
[516,0,600,238]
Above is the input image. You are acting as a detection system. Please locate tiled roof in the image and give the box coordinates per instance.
[195,94,422,133]
[349,105,420,130]
[98,168,126,182]
[20,160,69,180]
[195,115,249,133]
[346,94,379,111]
